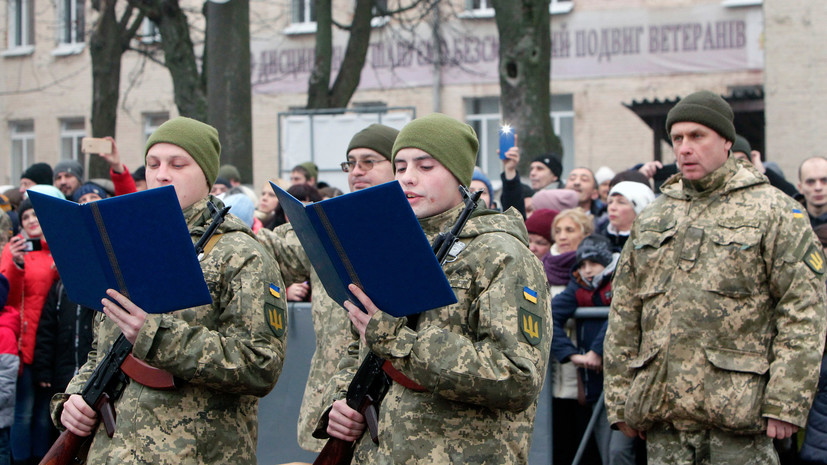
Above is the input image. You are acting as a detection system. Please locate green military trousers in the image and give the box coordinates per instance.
[647,424,779,465]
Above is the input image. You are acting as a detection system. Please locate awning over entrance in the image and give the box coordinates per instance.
[624,88,765,162]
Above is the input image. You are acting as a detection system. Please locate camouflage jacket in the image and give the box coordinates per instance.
[324,204,551,464]
[257,224,352,452]
[51,196,287,465]
[604,157,827,433]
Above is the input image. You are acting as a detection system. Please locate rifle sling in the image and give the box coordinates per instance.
[382,360,426,392]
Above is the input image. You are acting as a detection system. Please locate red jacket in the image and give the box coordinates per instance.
[0,237,59,365]
[110,166,137,196]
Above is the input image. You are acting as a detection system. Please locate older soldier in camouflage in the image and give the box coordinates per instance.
[51,117,287,465]
[257,123,398,451]
[604,91,827,464]
[320,113,551,464]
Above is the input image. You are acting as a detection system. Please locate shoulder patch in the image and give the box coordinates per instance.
[804,243,826,275]
[518,307,542,346]
[522,286,538,304]
[265,283,286,337]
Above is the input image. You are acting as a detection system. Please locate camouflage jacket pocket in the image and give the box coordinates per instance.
[703,347,769,432]
[624,345,666,430]
[705,223,764,296]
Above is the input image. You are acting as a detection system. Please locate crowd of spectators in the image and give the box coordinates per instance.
[1,122,825,465]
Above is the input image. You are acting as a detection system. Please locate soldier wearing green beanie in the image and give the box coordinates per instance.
[392,112,478,187]
[665,90,736,143]
[260,122,400,452]
[320,113,550,464]
[605,89,827,464]
[347,123,399,161]
[56,115,287,465]
[144,116,221,190]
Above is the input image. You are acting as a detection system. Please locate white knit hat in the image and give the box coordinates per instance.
[594,166,616,185]
[608,181,655,215]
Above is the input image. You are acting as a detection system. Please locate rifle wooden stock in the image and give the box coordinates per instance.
[39,429,91,465]
[313,437,355,465]
[120,354,176,390]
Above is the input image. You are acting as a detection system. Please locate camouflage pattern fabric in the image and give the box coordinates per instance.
[0,212,11,250]
[604,157,827,438]
[322,204,551,464]
[257,223,352,452]
[51,195,287,465]
[646,424,779,465]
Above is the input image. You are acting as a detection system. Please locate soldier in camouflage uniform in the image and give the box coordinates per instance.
[319,113,551,464]
[257,123,398,452]
[51,117,287,465]
[604,91,827,464]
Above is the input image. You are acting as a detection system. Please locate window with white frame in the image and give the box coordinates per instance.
[143,113,169,141]
[464,97,501,184]
[465,95,575,186]
[462,0,493,18]
[7,0,34,50]
[552,94,574,175]
[292,0,315,25]
[551,0,573,15]
[60,119,86,168]
[139,18,161,44]
[371,0,389,27]
[10,121,35,184]
[58,0,85,45]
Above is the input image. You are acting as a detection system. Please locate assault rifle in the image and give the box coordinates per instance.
[313,187,481,465]
[40,201,229,465]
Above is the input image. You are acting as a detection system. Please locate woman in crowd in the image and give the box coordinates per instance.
[543,208,597,464]
[0,190,61,464]
[598,181,655,252]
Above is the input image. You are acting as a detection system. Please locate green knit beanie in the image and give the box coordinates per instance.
[392,113,478,187]
[731,134,751,155]
[145,117,221,189]
[296,161,319,181]
[665,90,735,142]
[347,124,400,161]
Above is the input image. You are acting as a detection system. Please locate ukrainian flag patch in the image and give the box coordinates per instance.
[523,286,538,304]
[269,283,281,299]
[793,208,804,219]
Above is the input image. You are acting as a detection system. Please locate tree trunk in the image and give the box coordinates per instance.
[206,0,253,183]
[492,0,562,174]
[307,0,374,109]
[327,0,373,108]
[89,0,123,178]
[149,0,208,121]
[307,0,333,108]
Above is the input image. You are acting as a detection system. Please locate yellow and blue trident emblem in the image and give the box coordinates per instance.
[265,283,286,337]
[805,244,826,275]
[518,307,542,346]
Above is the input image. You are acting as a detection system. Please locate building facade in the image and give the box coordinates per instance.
[1,0,822,194]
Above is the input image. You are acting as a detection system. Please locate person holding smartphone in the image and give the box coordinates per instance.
[0,189,62,464]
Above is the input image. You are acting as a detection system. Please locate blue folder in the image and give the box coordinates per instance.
[271,181,457,317]
[28,186,212,314]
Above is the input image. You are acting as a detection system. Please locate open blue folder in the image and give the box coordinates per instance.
[28,186,212,313]
[272,181,457,317]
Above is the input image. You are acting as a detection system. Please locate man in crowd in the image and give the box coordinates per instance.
[604,90,827,464]
[19,163,53,194]
[565,167,603,216]
[52,117,287,464]
[319,113,550,463]
[53,160,84,199]
[797,156,827,228]
[500,149,563,217]
[291,162,319,187]
[258,123,399,452]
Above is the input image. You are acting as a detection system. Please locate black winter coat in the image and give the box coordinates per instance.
[32,280,94,392]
